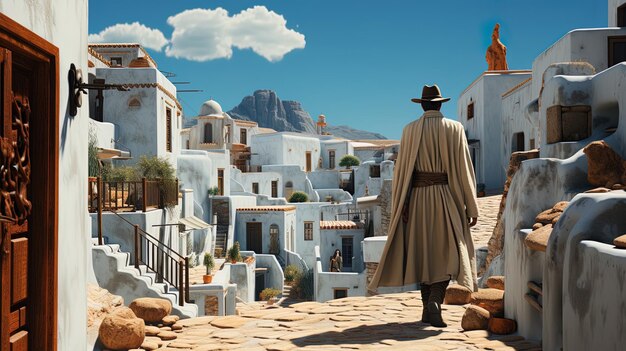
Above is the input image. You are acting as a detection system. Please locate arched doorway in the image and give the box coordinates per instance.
[269,224,280,255]
[204,122,213,143]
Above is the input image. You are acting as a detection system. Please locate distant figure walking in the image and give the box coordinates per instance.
[368,85,479,328]
[330,249,343,272]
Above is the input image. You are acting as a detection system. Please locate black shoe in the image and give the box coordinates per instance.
[427,301,447,328]
[421,304,429,323]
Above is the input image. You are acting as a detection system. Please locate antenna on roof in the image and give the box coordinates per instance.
[160,70,176,78]
[178,89,204,93]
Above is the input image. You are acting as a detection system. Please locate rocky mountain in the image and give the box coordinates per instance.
[228,90,387,140]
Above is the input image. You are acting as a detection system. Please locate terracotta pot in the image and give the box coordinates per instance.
[202,275,213,284]
[266,299,275,306]
[478,191,486,198]
[231,260,237,264]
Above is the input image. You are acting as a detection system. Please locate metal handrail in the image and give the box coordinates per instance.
[110,210,189,306]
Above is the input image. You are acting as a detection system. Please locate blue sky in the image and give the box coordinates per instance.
[89,0,607,139]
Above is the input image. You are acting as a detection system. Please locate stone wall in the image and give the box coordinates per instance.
[365,262,379,294]
[377,179,393,236]
[204,296,219,316]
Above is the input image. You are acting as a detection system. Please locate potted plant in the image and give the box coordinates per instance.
[260,288,281,305]
[202,252,215,284]
[227,241,241,264]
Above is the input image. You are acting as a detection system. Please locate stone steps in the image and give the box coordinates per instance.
[92,242,198,319]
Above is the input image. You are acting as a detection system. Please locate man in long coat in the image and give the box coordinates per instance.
[367,85,479,327]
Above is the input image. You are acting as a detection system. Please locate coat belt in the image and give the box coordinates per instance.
[412,171,448,187]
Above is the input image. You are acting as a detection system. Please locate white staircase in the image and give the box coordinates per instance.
[92,240,198,318]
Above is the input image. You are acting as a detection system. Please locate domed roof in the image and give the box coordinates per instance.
[199,99,223,117]
[129,57,152,68]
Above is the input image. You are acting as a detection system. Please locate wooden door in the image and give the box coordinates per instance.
[0,14,59,350]
[246,222,263,254]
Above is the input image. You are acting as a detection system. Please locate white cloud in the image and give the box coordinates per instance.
[88,22,168,52]
[165,6,305,62]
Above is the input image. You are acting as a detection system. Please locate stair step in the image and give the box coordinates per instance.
[524,293,543,312]
[527,281,542,296]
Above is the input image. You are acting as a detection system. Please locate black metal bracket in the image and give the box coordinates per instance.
[68,63,130,117]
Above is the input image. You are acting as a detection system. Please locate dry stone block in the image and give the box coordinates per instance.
[470,289,504,316]
[488,317,517,334]
[444,284,472,305]
[535,209,561,225]
[583,140,626,188]
[461,305,490,331]
[532,223,543,230]
[552,201,569,212]
[157,330,178,340]
[525,224,553,252]
[486,276,505,290]
[129,298,172,323]
[614,234,626,249]
[145,325,161,336]
[98,307,145,350]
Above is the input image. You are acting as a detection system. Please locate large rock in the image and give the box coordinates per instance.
[470,289,504,316]
[486,276,505,290]
[488,317,517,334]
[227,90,386,140]
[614,234,626,249]
[129,298,172,323]
[98,307,145,350]
[583,140,626,188]
[444,284,472,305]
[461,305,490,331]
[525,224,553,252]
[483,150,539,275]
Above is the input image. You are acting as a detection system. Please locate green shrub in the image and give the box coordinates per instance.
[259,288,281,301]
[207,186,220,196]
[289,267,314,300]
[137,155,175,180]
[106,166,139,182]
[288,191,308,203]
[339,155,360,169]
[284,264,301,283]
[228,241,241,262]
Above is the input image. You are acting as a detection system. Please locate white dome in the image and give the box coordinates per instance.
[199,99,223,117]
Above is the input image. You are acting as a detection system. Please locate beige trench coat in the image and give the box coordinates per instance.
[368,111,479,292]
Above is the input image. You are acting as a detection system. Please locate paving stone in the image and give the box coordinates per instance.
[157,330,178,340]
[210,316,248,328]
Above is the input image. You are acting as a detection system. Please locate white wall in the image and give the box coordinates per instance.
[320,139,352,170]
[235,210,291,254]
[501,81,539,172]
[251,133,321,171]
[232,170,283,198]
[97,67,181,170]
[320,228,365,272]
[609,0,626,26]
[293,203,324,268]
[314,246,366,302]
[0,1,90,349]
[458,72,532,191]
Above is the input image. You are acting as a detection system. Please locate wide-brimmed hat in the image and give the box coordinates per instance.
[411,85,450,103]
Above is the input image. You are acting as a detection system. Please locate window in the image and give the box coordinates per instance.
[329,150,336,169]
[110,56,122,66]
[284,181,293,199]
[252,182,259,194]
[467,102,475,120]
[370,165,381,178]
[512,132,524,152]
[166,107,172,152]
[217,169,224,195]
[226,125,231,144]
[341,237,353,268]
[204,122,213,143]
[304,222,313,241]
[305,152,312,172]
[271,180,278,198]
[269,224,280,254]
[240,128,247,145]
[618,4,626,27]
[333,288,348,299]
[546,105,592,144]
[608,36,626,67]
[186,140,190,149]
[530,139,536,149]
